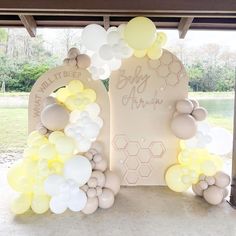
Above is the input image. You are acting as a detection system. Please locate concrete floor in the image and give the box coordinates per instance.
[1,164,236,236]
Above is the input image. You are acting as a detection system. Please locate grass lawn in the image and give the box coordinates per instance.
[0,108,28,152]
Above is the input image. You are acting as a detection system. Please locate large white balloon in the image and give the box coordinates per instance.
[99,44,114,60]
[207,127,233,155]
[107,31,120,45]
[68,189,87,212]
[44,174,65,196]
[64,156,92,186]
[81,24,107,51]
[49,195,68,214]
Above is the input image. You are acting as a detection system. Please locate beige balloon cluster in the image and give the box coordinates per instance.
[63,47,91,69]
[38,96,70,135]
[192,171,230,205]
[170,98,208,139]
[81,144,120,214]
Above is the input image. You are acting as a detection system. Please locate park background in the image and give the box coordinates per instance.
[0,28,235,153]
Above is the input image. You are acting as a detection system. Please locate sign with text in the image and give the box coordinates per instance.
[109,50,189,185]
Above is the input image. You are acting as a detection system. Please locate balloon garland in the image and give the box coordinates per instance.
[166,98,232,205]
[8,49,120,215]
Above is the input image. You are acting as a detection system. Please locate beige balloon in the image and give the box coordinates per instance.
[192,107,208,121]
[91,141,103,153]
[192,184,203,196]
[214,171,230,188]
[87,188,97,198]
[67,47,80,58]
[44,96,57,107]
[94,159,108,172]
[82,197,98,215]
[190,99,199,109]
[176,99,194,114]
[91,171,106,187]
[170,114,197,139]
[98,188,115,209]
[203,186,224,205]
[205,176,215,186]
[76,54,91,69]
[41,104,69,131]
[104,171,121,195]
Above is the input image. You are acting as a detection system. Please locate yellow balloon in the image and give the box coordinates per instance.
[38,143,57,160]
[27,131,42,142]
[65,95,78,111]
[134,49,147,58]
[67,80,84,95]
[23,146,39,160]
[165,165,191,192]
[10,193,32,214]
[201,160,217,176]
[56,87,71,103]
[8,161,34,193]
[124,16,156,50]
[48,159,64,173]
[28,135,48,147]
[83,89,96,103]
[147,46,162,60]
[55,136,75,155]
[155,32,167,47]
[48,131,65,144]
[31,194,50,214]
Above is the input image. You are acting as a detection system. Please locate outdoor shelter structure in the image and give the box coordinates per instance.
[0,0,236,205]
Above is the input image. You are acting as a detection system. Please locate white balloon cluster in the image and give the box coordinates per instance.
[44,156,92,214]
[81,24,133,80]
[65,103,103,152]
[185,122,233,156]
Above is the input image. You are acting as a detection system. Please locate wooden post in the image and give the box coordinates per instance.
[229,68,236,208]
[19,15,37,37]
[178,17,194,39]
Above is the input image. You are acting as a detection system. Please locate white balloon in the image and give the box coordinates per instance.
[121,46,133,58]
[83,123,100,139]
[107,26,117,33]
[77,139,92,152]
[91,53,104,67]
[107,58,122,70]
[64,156,92,186]
[69,110,82,123]
[93,116,104,128]
[50,195,67,214]
[81,24,107,51]
[117,24,126,38]
[85,103,101,117]
[99,44,114,61]
[107,31,120,45]
[68,189,87,212]
[44,174,65,196]
[207,127,233,155]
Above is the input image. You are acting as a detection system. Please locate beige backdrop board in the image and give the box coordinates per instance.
[109,50,189,185]
[28,65,110,161]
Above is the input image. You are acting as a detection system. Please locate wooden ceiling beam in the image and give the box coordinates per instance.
[18,15,37,37]
[178,17,194,39]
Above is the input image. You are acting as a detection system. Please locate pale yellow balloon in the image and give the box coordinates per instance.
[8,161,34,193]
[124,16,156,50]
[27,131,42,142]
[28,135,48,148]
[31,194,50,214]
[10,193,32,214]
[48,131,65,144]
[67,80,84,95]
[23,146,39,160]
[48,159,64,173]
[165,165,191,192]
[147,46,162,60]
[155,32,167,47]
[55,136,75,155]
[38,143,57,160]
[83,89,96,103]
[64,95,78,111]
[56,87,71,103]
[201,160,217,176]
[134,49,147,58]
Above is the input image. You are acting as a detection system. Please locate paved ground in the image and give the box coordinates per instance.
[1,154,236,236]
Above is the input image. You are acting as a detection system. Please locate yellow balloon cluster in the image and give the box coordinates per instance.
[165,144,223,193]
[56,80,96,111]
[8,130,76,214]
[124,16,167,60]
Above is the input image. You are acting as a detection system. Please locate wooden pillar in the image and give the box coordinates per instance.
[229,68,236,208]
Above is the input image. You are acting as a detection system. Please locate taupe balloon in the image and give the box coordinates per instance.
[104,171,121,195]
[94,159,108,172]
[98,188,115,209]
[198,180,208,190]
[192,184,203,196]
[76,54,91,69]
[91,142,103,153]
[68,58,77,67]
[82,197,98,215]
[192,107,208,121]
[67,47,80,58]
[190,99,199,109]
[203,186,224,205]
[176,99,194,114]
[87,188,97,198]
[170,114,197,139]
[87,177,98,188]
[44,96,57,107]
[41,104,69,131]
[205,176,215,186]
[37,125,48,135]
[214,171,230,188]
[91,171,106,187]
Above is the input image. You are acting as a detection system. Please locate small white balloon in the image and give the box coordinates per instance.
[64,156,92,186]
[81,24,107,51]
[107,58,122,70]
[77,139,92,152]
[117,24,126,38]
[99,44,114,61]
[69,110,82,123]
[83,123,100,139]
[107,31,120,45]
[107,26,117,33]
[68,189,87,212]
[44,174,65,196]
[93,116,104,128]
[85,103,101,117]
[50,195,67,214]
